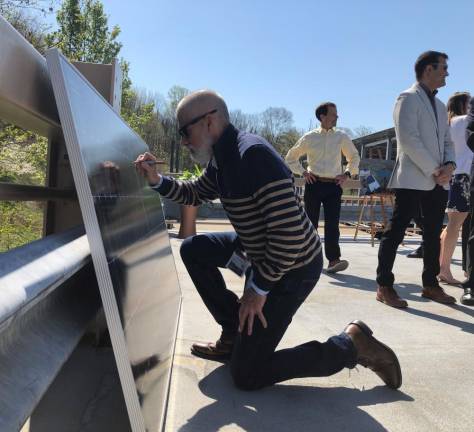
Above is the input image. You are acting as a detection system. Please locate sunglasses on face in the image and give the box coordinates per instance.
[178,109,218,138]
[432,63,448,71]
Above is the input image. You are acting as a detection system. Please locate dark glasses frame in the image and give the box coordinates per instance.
[431,62,448,71]
[178,109,218,138]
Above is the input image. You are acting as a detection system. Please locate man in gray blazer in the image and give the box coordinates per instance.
[376,51,457,308]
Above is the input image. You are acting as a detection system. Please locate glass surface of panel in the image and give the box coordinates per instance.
[46,49,181,432]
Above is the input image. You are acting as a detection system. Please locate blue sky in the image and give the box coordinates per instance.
[46,0,473,133]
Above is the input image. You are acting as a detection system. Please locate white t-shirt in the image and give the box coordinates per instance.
[450,115,472,175]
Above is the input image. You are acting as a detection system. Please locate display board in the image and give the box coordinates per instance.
[46,48,181,432]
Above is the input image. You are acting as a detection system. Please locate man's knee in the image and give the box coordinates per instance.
[180,235,200,263]
[230,360,262,391]
[230,352,262,391]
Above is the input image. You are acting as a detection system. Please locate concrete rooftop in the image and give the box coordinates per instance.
[27,220,474,432]
[165,221,474,432]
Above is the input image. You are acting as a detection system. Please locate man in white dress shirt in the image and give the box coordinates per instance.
[285,102,360,273]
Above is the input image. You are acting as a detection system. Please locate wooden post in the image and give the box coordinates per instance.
[354,196,368,241]
[178,205,198,239]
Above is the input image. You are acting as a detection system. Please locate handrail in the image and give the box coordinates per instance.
[0,15,60,137]
[0,226,99,431]
[0,182,76,201]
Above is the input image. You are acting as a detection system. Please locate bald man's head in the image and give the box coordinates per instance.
[175,90,230,165]
[176,90,230,131]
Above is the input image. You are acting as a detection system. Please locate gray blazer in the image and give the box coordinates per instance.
[388,83,455,191]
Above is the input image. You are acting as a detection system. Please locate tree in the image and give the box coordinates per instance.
[45,0,122,63]
[0,6,53,251]
[1,0,54,53]
[259,107,293,144]
[161,85,190,172]
[353,125,375,138]
[273,127,301,157]
[229,109,259,133]
[0,0,53,15]
[0,121,48,251]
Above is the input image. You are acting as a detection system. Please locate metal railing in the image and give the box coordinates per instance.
[0,14,121,431]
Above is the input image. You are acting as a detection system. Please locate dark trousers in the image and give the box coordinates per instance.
[180,232,357,390]
[377,186,448,287]
[304,182,343,261]
[462,214,470,272]
[463,194,474,287]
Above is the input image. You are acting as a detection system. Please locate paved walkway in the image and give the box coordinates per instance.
[165,221,474,432]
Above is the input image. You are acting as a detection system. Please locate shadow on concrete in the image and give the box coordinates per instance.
[326,274,474,333]
[326,273,427,303]
[178,366,413,432]
[404,306,474,334]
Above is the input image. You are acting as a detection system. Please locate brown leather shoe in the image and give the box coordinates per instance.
[376,285,408,308]
[422,285,456,304]
[345,320,402,389]
[327,259,349,273]
[191,336,234,361]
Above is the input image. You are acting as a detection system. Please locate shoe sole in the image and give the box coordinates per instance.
[421,293,456,304]
[327,261,349,274]
[348,320,402,389]
[376,295,408,309]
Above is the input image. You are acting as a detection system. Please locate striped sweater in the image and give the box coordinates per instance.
[154,124,322,292]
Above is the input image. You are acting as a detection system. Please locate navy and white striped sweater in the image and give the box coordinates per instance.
[154,124,322,292]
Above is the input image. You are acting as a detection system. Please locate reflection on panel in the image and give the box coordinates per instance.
[46,49,181,432]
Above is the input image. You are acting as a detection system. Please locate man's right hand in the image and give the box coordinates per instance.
[134,152,162,186]
[303,171,318,184]
[433,164,454,186]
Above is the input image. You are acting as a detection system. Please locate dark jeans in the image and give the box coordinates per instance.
[377,186,448,287]
[463,194,474,288]
[304,181,343,261]
[462,213,470,272]
[180,232,357,390]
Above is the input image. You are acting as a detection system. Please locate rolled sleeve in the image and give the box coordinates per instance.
[285,136,308,176]
[341,134,360,176]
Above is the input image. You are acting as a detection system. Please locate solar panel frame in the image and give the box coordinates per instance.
[45,48,182,432]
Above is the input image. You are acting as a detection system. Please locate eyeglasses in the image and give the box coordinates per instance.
[178,109,218,138]
[432,63,448,71]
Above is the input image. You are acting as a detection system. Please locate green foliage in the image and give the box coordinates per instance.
[0,3,52,251]
[46,0,122,63]
[0,201,44,251]
[0,122,48,185]
[0,1,54,15]
[177,165,203,181]
[0,124,47,251]
[1,8,50,52]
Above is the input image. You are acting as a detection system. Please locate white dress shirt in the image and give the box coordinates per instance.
[285,127,360,177]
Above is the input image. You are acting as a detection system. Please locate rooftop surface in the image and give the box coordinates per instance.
[165,221,473,432]
[26,220,473,432]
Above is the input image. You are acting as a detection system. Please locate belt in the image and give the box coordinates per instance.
[315,176,337,183]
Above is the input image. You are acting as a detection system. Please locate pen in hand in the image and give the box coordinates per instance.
[134,160,161,166]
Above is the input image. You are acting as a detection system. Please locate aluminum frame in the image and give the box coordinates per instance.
[46,48,182,432]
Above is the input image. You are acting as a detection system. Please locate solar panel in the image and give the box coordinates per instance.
[46,48,182,432]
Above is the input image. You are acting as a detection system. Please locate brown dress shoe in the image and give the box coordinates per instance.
[191,336,234,361]
[327,259,349,274]
[345,320,402,389]
[376,285,408,308]
[422,285,456,304]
